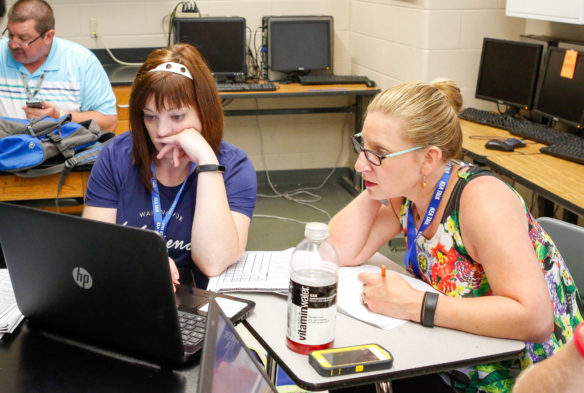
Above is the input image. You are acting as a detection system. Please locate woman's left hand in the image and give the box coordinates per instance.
[155,128,217,167]
[358,270,424,322]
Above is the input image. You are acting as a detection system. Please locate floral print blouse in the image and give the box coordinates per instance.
[400,165,583,393]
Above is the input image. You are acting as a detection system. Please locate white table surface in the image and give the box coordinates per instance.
[239,253,525,391]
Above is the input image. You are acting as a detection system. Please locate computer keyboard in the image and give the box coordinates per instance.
[540,139,584,165]
[178,310,207,347]
[298,74,371,85]
[459,107,526,131]
[460,107,578,146]
[216,82,277,92]
[510,122,577,146]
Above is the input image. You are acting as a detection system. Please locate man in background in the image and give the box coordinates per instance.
[0,0,117,132]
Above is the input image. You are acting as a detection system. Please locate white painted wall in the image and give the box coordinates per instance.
[3,1,583,170]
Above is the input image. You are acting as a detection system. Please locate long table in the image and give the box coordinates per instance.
[0,254,525,393]
[460,119,584,220]
[239,253,525,391]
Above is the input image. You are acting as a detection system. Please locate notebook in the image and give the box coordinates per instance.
[199,298,278,393]
[0,202,255,365]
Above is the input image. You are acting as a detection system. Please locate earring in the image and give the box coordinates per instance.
[422,175,426,189]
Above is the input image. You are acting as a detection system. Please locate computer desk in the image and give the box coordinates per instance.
[0,82,379,206]
[238,253,525,392]
[0,253,524,393]
[460,119,584,221]
[0,321,199,393]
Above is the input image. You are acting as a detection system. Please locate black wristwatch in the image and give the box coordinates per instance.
[195,164,225,174]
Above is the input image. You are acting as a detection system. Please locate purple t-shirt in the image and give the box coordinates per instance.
[85,132,257,288]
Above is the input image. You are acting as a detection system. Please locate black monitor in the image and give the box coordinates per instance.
[265,15,333,74]
[534,47,584,128]
[174,17,246,82]
[475,38,543,111]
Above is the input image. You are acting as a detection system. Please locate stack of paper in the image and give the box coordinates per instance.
[207,250,293,295]
[0,269,24,339]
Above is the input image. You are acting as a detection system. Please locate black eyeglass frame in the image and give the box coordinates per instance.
[350,132,424,166]
[2,27,48,48]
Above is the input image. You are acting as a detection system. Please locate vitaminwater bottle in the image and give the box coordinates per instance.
[286,222,339,355]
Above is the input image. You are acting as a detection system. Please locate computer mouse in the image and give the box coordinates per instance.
[366,80,376,88]
[485,139,514,152]
[505,138,526,148]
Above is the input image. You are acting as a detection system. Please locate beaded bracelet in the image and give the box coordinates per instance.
[575,322,584,359]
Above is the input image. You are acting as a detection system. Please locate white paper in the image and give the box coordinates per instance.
[199,297,249,318]
[0,269,24,335]
[207,250,293,294]
[337,265,441,330]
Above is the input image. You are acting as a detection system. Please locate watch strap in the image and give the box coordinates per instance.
[420,292,439,328]
[195,164,225,174]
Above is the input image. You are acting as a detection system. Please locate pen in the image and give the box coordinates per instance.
[381,265,386,278]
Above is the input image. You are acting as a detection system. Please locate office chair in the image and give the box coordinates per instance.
[537,217,584,290]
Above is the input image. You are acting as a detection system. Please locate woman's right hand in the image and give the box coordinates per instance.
[359,270,425,322]
[155,128,218,168]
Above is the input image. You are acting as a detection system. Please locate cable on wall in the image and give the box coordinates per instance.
[250,98,350,224]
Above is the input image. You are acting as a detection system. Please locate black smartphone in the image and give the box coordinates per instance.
[308,344,393,377]
[25,100,43,108]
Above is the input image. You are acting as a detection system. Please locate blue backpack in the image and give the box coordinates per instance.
[0,115,114,194]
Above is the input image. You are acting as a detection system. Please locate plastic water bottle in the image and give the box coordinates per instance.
[286,222,339,355]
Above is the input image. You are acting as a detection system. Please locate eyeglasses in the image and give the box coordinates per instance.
[351,132,423,166]
[2,27,46,48]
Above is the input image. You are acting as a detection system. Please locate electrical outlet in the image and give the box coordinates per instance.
[89,18,100,38]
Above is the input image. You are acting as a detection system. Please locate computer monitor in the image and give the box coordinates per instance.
[174,16,247,82]
[475,38,543,112]
[534,47,584,128]
[264,15,333,77]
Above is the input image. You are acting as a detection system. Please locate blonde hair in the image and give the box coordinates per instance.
[366,79,463,160]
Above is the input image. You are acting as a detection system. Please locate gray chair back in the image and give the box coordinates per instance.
[537,217,584,290]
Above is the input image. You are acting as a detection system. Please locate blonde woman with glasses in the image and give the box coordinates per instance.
[328,80,583,393]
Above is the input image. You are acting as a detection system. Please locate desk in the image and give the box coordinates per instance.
[239,253,525,391]
[0,82,379,205]
[461,120,584,220]
[0,255,524,392]
[0,323,198,393]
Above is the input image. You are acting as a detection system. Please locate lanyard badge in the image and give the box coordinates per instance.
[150,163,195,237]
[20,72,46,101]
[404,162,453,278]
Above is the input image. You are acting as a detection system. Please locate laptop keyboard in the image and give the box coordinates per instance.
[178,310,207,347]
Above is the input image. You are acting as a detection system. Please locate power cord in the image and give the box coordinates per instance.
[167,2,189,46]
[166,1,201,47]
[98,37,142,66]
[250,98,350,224]
[245,26,261,80]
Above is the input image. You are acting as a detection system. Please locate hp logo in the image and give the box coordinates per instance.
[72,267,93,289]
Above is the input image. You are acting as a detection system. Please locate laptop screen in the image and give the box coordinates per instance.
[199,299,277,393]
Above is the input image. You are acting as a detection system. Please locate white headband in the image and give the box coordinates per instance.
[149,62,193,80]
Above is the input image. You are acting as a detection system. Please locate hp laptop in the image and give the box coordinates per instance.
[199,298,278,393]
[0,202,254,365]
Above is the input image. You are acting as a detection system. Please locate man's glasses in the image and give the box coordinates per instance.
[351,132,423,166]
[2,27,46,48]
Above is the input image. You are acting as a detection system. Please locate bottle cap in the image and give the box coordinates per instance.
[305,222,329,241]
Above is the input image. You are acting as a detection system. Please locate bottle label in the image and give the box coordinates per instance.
[286,280,337,345]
